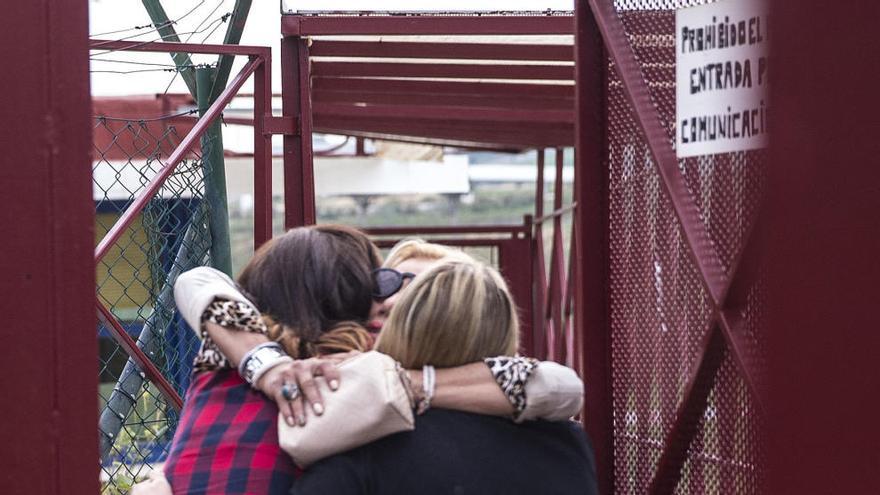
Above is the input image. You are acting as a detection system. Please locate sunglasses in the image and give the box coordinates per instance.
[372,268,416,301]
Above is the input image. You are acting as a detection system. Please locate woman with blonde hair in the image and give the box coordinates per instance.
[292,259,598,495]
[367,238,473,332]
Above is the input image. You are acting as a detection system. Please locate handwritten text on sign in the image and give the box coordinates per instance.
[676,0,769,158]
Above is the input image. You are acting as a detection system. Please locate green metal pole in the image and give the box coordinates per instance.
[210,0,253,102]
[197,66,233,276]
[140,0,198,96]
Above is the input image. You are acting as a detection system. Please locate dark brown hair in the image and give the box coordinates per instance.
[236,224,381,358]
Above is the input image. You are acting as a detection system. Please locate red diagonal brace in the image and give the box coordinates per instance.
[96,301,183,410]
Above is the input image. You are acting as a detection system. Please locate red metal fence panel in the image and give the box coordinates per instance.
[588,2,767,494]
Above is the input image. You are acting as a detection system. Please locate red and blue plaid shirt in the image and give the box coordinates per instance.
[164,369,301,494]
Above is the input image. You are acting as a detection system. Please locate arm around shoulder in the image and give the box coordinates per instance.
[173,266,254,333]
[517,361,584,422]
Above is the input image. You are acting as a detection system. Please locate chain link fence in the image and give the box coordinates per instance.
[94,114,219,493]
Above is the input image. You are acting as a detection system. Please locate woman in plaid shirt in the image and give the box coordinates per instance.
[144,227,582,495]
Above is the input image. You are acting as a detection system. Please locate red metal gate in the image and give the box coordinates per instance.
[279,6,767,494]
[578,2,766,494]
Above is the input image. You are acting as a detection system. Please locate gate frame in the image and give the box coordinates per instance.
[89,40,275,411]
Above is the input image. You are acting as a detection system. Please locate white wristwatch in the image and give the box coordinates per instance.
[239,342,293,388]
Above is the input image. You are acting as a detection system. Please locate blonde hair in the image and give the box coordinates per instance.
[375,259,519,368]
[383,238,473,269]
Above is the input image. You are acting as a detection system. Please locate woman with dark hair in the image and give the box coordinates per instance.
[161,225,381,494]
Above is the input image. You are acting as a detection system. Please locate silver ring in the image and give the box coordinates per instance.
[281,381,300,401]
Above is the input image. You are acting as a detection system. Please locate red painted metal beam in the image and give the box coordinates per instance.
[366,224,527,236]
[95,56,264,262]
[312,61,574,80]
[547,148,567,361]
[96,302,184,410]
[498,228,535,357]
[648,320,729,495]
[313,89,574,111]
[532,149,548,360]
[313,77,575,99]
[314,102,573,124]
[310,40,574,61]
[573,3,612,492]
[4,0,96,492]
[314,116,574,148]
[252,53,273,248]
[316,129,527,152]
[768,3,880,492]
[282,37,317,228]
[282,14,573,36]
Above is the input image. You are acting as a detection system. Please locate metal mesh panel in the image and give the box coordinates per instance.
[606,1,765,493]
[94,116,216,494]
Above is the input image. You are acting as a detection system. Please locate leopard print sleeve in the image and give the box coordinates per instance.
[484,355,540,420]
[192,298,268,372]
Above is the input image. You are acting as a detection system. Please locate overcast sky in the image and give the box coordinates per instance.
[89,0,574,96]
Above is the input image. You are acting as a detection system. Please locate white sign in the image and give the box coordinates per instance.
[675,0,769,158]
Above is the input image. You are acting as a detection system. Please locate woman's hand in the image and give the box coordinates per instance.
[256,352,359,426]
[129,470,172,495]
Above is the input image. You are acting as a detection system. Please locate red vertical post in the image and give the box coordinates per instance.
[282,33,316,228]
[253,54,273,246]
[533,149,548,360]
[0,0,96,493]
[548,148,567,361]
[574,1,612,494]
[500,224,534,357]
[768,1,880,494]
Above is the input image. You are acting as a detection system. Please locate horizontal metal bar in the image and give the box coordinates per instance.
[313,77,575,98]
[366,224,528,236]
[263,115,297,135]
[309,40,573,61]
[315,129,526,152]
[532,202,577,224]
[283,14,573,36]
[312,61,574,80]
[313,89,573,110]
[95,56,262,262]
[314,102,573,124]
[89,38,269,57]
[96,301,183,410]
[314,116,574,147]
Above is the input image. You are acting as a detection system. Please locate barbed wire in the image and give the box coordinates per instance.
[160,7,233,95]
[90,12,232,58]
[90,57,195,68]
[89,0,210,40]
[198,12,232,44]
[93,108,200,123]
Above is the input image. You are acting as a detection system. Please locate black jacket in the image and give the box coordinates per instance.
[291,409,599,495]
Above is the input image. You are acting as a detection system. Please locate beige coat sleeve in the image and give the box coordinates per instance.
[173,266,255,335]
[516,361,585,422]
